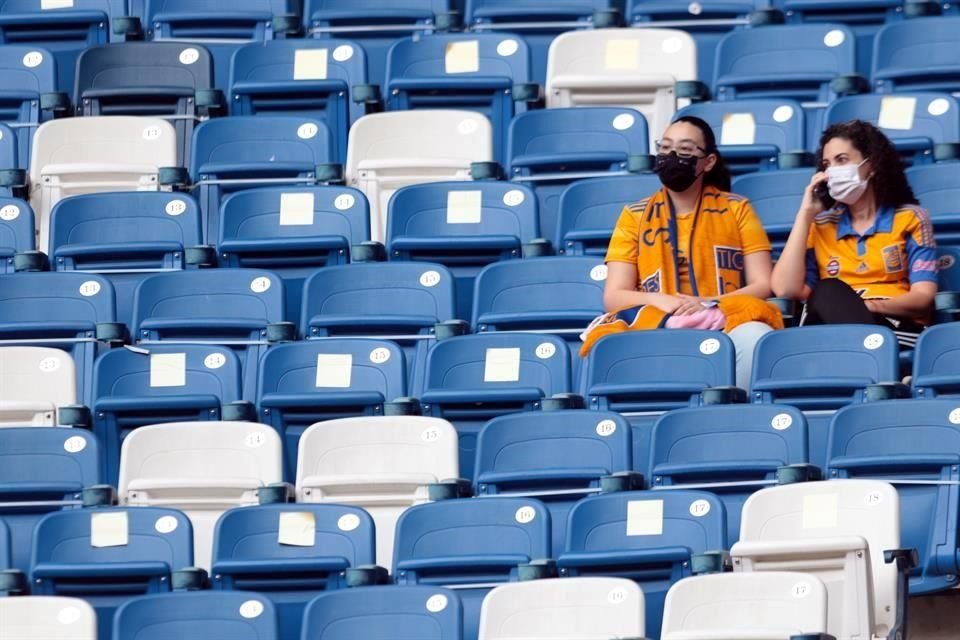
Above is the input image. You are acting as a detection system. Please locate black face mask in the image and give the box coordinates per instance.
[655,152,702,192]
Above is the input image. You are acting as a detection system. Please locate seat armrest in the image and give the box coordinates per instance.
[522,238,551,258]
[221,401,256,422]
[701,386,747,405]
[675,80,710,102]
[864,382,911,402]
[384,397,421,416]
[749,8,785,25]
[96,322,128,346]
[434,319,470,340]
[351,241,386,263]
[428,478,473,501]
[112,16,143,38]
[540,393,585,411]
[831,74,869,97]
[885,548,918,640]
[435,10,463,31]
[13,251,48,272]
[627,154,655,173]
[0,569,27,595]
[172,567,208,591]
[158,166,189,188]
[272,14,300,35]
[40,92,70,113]
[517,559,557,581]
[593,8,623,27]
[768,296,802,325]
[266,322,297,343]
[691,550,731,575]
[470,161,502,181]
[346,564,390,586]
[777,464,823,485]
[512,83,540,103]
[58,404,91,428]
[82,484,118,507]
[258,482,295,505]
[601,471,644,493]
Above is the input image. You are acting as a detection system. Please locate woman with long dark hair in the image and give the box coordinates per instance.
[771,120,937,347]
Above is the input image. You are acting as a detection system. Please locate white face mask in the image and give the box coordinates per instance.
[826,158,870,205]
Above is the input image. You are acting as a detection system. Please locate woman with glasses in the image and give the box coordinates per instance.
[600,116,776,387]
[771,120,936,349]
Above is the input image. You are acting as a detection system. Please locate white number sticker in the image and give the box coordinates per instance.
[79,280,101,297]
[535,342,556,359]
[503,189,525,207]
[612,113,635,131]
[155,515,179,534]
[39,357,61,372]
[771,413,793,431]
[950,408,960,425]
[497,39,519,57]
[239,600,264,619]
[179,48,200,65]
[142,125,163,141]
[165,199,187,216]
[63,436,87,453]
[515,506,536,524]
[22,51,43,68]
[250,277,272,293]
[590,265,608,281]
[338,513,361,531]
[596,419,617,437]
[863,333,885,350]
[699,338,721,355]
[689,499,711,517]
[334,193,355,210]
[426,594,448,613]
[0,204,20,221]
[244,432,266,448]
[369,347,391,364]
[297,123,318,139]
[204,353,227,369]
[421,427,442,443]
[332,45,354,62]
[419,270,441,288]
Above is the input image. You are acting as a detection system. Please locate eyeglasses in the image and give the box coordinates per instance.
[655,140,707,158]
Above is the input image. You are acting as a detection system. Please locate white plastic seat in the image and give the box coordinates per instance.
[0,596,96,640]
[345,111,493,242]
[545,28,697,153]
[732,480,901,640]
[296,415,459,568]
[661,572,830,640]
[29,116,177,250]
[118,421,283,571]
[0,347,76,426]
[478,577,645,640]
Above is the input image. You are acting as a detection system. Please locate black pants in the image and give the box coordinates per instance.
[803,278,922,347]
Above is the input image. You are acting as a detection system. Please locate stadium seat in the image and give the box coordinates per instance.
[731,168,810,253]
[507,107,648,245]
[190,116,335,245]
[751,325,900,469]
[301,585,463,640]
[0,428,99,573]
[545,28,697,150]
[393,497,551,640]
[385,33,535,164]
[31,506,194,640]
[823,93,960,165]
[650,404,808,542]
[419,332,571,477]
[49,191,204,326]
[907,162,960,250]
[230,39,370,164]
[218,186,369,321]
[675,99,807,174]
[0,347,76,426]
[732,480,906,640]
[89,345,244,484]
[474,409,632,551]
[872,17,960,94]
[131,269,286,401]
[465,0,616,85]
[301,262,455,394]
[937,247,960,299]
[582,330,737,477]
[211,503,376,640]
[0,45,63,169]
[113,591,277,640]
[827,399,960,595]
[478,578,646,640]
[386,181,540,320]
[346,110,493,242]
[0,272,116,405]
[304,0,453,88]
[660,572,831,640]
[0,596,97,640]
[29,116,178,251]
[118,421,283,571]
[913,323,960,397]
[257,339,406,479]
[557,490,727,639]
[296,415,460,569]
[555,174,662,256]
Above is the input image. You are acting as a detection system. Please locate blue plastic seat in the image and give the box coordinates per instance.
[0,428,99,574]
[907,162,960,250]
[131,269,286,400]
[555,174,662,257]
[558,490,727,640]
[675,99,807,174]
[751,325,900,468]
[826,398,960,594]
[0,197,34,273]
[143,0,299,90]
[732,168,811,253]
[385,33,534,164]
[229,40,369,164]
[387,181,540,321]
[304,0,452,88]
[212,503,376,640]
[650,404,808,542]
[582,330,737,477]
[872,17,960,94]
[393,497,551,640]
[114,591,277,640]
[190,116,335,243]
[0,272,115,405]
[49,192,203,327]
[824,93,960,166]
[31,506,194,640]
[938,247,960,293]
[507,107,649,244]
[301,262,456,394]
[302,585,462,640]
[90,344,244,483]
[913,323,960,398]
[218,186,369,321]
[257,339,406,479]
[474,409,632,551]
[419,333,571,477]
[0,45,62,169]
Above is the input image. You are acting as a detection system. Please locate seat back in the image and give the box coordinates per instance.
[913,323,960,397]
[0,197,34,271]
[29,116,177,250]
[0,596,97,640]
[118,421,283,571]
[345,110,493,242]
[872,17,960,94]
[908,161,960,251]
[0,347,76,426]
[732,168,811,252]
[114,591,277,640]
[479,578,645,640]
[295,415,459,568]
[0,45,57,168]
[938,246,960,292]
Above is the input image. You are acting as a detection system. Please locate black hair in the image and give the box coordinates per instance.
[816,119,918,208]
[671,115,732,192]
